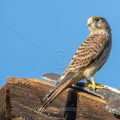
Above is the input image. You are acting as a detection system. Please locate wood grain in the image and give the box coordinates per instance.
[0,77,120,120]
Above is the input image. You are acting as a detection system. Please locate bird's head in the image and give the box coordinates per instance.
[87,16,111,32]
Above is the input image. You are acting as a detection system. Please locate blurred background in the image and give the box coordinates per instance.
[0,0,120,88]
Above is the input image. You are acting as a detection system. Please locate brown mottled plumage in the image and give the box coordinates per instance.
[40,16,112,113]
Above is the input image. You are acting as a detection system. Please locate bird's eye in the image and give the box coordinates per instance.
[94,18,100,22]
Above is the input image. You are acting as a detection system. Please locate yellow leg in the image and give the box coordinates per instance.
[85,77,91,84]
[87,76,105,90]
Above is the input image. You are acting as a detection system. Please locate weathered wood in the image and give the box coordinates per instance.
[74,82,120,116]
[0,77,120,120]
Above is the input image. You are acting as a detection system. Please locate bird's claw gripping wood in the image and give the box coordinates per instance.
[87,83,106,90]
[86,76,106,90]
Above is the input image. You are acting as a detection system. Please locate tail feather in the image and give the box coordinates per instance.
[40,84,67,112]
[40,72,82,113]
[43,72,74,101]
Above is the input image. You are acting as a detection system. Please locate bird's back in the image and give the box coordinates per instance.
[62,31,112,79]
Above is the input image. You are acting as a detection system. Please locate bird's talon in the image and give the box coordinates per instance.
[87,83,105,90]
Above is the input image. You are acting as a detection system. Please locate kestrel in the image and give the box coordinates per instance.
[40,16,112,112]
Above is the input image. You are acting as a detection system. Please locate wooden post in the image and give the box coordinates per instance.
[0,77,120,120]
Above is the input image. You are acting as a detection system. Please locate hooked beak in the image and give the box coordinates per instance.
[87,23,91,27]
[87,17,93,27]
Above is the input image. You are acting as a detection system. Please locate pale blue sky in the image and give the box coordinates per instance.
[0,0,120,88]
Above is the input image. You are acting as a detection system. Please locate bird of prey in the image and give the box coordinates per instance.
[40,16,112,113]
